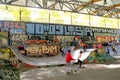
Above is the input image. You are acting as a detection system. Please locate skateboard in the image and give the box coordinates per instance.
[66,70,77,75]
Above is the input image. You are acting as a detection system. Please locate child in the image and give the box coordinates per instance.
[65,50,74,73]
[77,51,83,69]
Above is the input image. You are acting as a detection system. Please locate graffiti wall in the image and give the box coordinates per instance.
[0,46,20,79]
[0,32,8,46]
[84,48,114,64]
[11,34,28,42]
[24,46,58,56]
[0,47,14,59]
[0,21,118,43]
[0,21,119,56]
[96,36,118,43]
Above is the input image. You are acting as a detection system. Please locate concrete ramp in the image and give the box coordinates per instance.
[10,46,65,66]
[72,49,95,61]
[10,45,95,66]
[10,46,39,66]
[63,46,95,61]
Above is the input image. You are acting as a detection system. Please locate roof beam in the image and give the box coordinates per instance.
[90,3,120,15]
[104,11,120,17]
[49,2,58,9]
[77,0,102,11]
[6,0,18,4]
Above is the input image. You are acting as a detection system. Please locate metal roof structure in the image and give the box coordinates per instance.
[0,0,120,19]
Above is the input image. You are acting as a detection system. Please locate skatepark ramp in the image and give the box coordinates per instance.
[10,46,38,66]
[72,49,95,61]
[10,45,66,66]
[63,46,95,61]
[10,45,95,66]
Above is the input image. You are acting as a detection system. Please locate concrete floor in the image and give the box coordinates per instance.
[19,45,120,80]
[20,60,120,80]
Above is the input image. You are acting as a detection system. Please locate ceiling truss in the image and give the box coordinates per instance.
[0,0,120,18]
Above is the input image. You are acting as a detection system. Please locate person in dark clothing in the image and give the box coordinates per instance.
[59,46,65,56]
[77,51,83,69]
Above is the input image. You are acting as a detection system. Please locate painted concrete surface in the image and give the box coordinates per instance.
[20,45,120,80]
[20,63,120,80]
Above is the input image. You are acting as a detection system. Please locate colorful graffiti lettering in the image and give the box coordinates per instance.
[96,36,118,43]
[25,46,58,56]
[11,34,28,41]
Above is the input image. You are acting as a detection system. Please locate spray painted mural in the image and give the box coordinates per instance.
[84,48,114,64]
[0,21,119,56]
[0,45,20,79]
[0,32,8,46]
